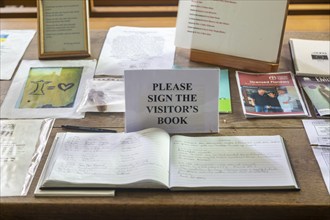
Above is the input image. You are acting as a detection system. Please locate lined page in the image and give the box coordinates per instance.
[44,128,170,188]
[169,135,298,189]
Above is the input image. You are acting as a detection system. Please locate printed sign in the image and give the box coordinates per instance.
[125,69,219,133]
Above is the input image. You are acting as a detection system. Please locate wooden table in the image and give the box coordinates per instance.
[1,17,330,220]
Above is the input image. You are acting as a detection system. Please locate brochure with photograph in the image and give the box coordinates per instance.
[297,76,330,117]
[236,71,309,118]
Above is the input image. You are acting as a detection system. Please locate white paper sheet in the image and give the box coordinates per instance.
[0,60,96,119]
[302,119,330,146]
[175,0,287,62]
[0,30,36,80]
[312,147,330,194]
[0,119,54,196]
[302,119,330,194]
[95,26,176,76]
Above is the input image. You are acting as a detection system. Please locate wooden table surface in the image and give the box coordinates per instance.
[1,16,330,220]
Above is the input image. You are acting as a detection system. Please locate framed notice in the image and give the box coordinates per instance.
[37,0,90,59]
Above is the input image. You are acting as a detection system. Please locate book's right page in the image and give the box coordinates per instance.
[169,135,299,190]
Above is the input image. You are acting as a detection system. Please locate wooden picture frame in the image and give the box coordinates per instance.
[37,0,90,59]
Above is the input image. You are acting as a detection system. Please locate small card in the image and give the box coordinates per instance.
[125,69,219,133]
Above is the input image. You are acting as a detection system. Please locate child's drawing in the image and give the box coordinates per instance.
[18,67,83,108]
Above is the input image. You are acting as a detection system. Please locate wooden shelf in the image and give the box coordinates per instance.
[0,3,329,18]
[288,3,330,14]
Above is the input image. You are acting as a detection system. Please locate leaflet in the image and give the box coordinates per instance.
[236,71,309,118]
[302,119,330,194]
[0,30,36,80]
[0,119,54,196]
[95,26,176,76]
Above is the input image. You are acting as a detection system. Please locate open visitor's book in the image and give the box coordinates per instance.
[236,71,309,118]
[35,128,299,192]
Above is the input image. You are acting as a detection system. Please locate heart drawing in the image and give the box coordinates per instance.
[58,83,74,91]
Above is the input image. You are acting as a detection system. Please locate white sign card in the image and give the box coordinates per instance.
[125,69,219,133]
[1,60,96,119]
[175,0,288,63]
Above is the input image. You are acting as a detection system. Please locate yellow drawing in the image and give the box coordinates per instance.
[18,67,83,108]
[0,34,9,43]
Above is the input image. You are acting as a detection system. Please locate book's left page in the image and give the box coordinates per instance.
[0,30,36,80]
[38,128,170,189]
[0,119,54,196]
